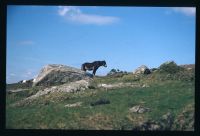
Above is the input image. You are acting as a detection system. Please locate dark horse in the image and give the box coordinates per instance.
[81,60,107,76]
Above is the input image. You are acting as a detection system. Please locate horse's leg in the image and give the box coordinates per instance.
[93,67,98,76]
[81,64,86,71]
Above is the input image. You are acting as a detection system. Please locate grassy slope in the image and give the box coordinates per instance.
[6,71,194,130]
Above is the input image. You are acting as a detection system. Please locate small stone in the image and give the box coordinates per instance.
[129,105,140,113]
[142,84,150,88]
[138,107,150,113]
[64,102,82,108]
[129,105,150,113]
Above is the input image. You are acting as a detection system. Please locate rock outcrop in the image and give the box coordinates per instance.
[180,64,195,71]
[133,112,174,131]
[172,104,194,131]
[13,79,91,107]
[33,64,92,86]
[133,65,151,75]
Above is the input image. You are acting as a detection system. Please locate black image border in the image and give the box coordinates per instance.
[0,0,199,136]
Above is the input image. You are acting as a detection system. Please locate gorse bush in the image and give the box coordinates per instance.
[90,98,110,106]
[107,68,127,76]
[159,61,184,74]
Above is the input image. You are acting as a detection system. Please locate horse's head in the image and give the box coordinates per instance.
[102,60,107,67]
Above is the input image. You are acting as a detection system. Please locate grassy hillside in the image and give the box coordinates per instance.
[6,66,194,130]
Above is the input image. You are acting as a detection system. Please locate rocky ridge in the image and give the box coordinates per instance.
[33,64,92,87]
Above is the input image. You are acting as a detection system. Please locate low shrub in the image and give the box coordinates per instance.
[159,61,184,74]
[90,98,110,106]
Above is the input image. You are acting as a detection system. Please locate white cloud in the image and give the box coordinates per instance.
[58,6,81,16]
[9,73,16,76]
[33,75,38,78]
[23,69,35,78]
[58,6,119,25]
[19,40,35,45]
[23,72,32,78]
[172,7,196,16]
[27,71,32,75]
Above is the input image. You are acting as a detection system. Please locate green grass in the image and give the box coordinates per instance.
[6,83,32,90]
[6,78,194,129]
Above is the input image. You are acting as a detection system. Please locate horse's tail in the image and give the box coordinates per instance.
[81,64,85,71]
